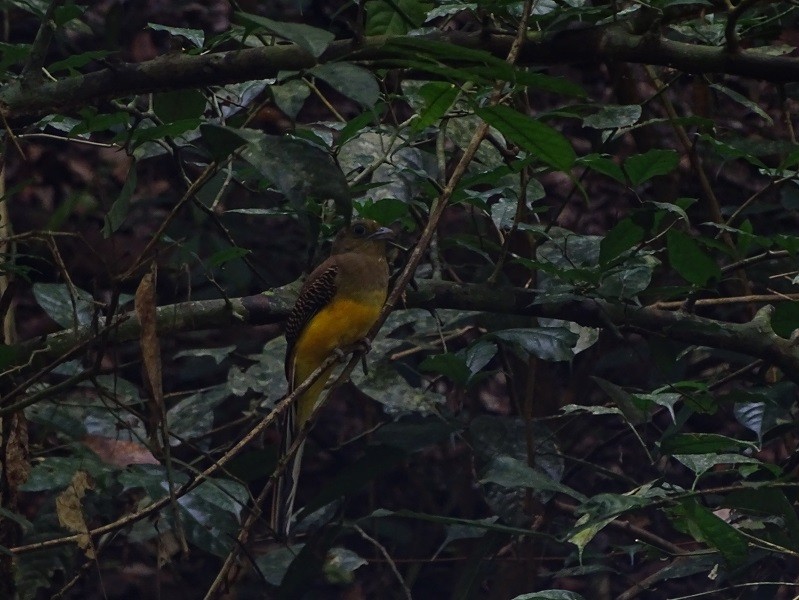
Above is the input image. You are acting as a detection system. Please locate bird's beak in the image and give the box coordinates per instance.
[368,226,395,240]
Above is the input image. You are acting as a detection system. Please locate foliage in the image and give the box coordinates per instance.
[1,0,799,598]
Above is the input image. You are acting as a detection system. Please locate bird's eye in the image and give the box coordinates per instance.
[352,223,367,236]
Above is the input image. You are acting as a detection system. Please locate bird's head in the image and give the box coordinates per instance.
[331,219,394,255]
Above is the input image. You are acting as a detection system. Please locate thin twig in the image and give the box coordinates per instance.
[648,292,799,310]
[354,524,413,600]
[303,77,346,123]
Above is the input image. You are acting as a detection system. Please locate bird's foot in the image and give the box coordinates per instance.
[353,337,372,354]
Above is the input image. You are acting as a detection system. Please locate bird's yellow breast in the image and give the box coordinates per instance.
[290,292,385,424]
[294,295,383,367]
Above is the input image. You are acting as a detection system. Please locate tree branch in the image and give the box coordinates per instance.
[5,282,799,387]
[4,22,799,120]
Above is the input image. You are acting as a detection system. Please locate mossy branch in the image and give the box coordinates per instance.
[4,281,799,394]
[3,23,799,120]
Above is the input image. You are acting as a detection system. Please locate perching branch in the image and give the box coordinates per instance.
[4,22,799,120]
[5,281,799,389]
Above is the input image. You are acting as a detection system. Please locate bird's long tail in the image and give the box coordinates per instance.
[271,405,305,538]
[271,369,330,538]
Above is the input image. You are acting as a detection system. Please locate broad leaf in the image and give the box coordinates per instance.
[235,12,334,57]
[490,327,579,362]
[477,105,576,171]
[311,63,380,108]
[666,229,721,286]
[624,149,679,186]
[32,283,95,329]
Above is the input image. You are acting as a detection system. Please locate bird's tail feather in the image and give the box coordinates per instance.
[272,370,331,537]
[271,404,307,538]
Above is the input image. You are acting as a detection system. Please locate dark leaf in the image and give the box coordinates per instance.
[666,229,721,286]
[311,62,380,108]
[235,12,334,57]
[624,149,679,186]
[490,327,579,362]
[477,105,576,171]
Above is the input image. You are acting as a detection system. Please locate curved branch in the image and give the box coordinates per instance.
[5,281,799,388]
[3,23,799,120]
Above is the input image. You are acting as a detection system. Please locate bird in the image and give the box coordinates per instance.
[272,218,394,537]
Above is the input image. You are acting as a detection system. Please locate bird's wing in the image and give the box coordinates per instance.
[284,261,339,386]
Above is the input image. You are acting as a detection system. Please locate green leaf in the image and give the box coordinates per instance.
[373,418,460,452]
[174,346,236,364]
[357,197,412,226]
[579,154,626,183]
[353,357,445,417]
[177,478,248,556]
[679,499,748,566]
[21,455,112,491]
[311,62,380,108]
[421,341,495,386]
[199,123,252,160]
[624,149,680,186]
[120,467,247,556]
[235,12,334,57]
[724,488,799,550]
[710,83,773,125]
[432,516,497,559]
[598,254,656,299]
[47,50,112,74]
[323,547,367,585]
[413,81,459,131]
[463,340,497,379]
[103,162,137,236]
[582,104,641,130]
[271,79,311,120]
[70,110,130,135]
[660,433,757,455]
[480,455,586,502]
[666,229,721,286]
[365,0,432,35]
[514,72,586,97]
[575,492,652,521]
[336,111,378,146]
[147,22,205,47]
[592,377,648,425]
[239,132,351,217]
[255,544,305,586]
[32,282,95,329]
[490,196,518,231]
[0,507,32,532]
[674,453,760,475]
[771,302,799,338]
[127,118,201,147]
[166,386,230,447]
[227,337,287,400]
[477,105,576,171]
[153,89,206,123]
[490,327,579,362]
[420,352,472,386]
[208,246,250,268]
[599,218,645,265]
[0,42,31,72]
[633,391,681,422]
